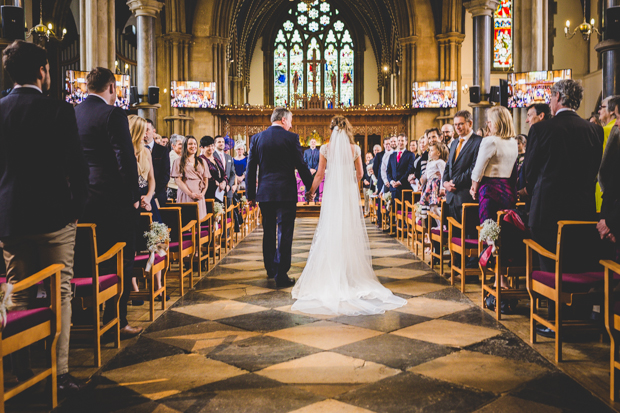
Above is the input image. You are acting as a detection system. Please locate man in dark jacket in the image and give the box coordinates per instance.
[144,119,170,207]
[598,96,620,257]
[0,40,89,394]
[75,67,142,339]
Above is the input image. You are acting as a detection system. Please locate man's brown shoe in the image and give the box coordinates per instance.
[120,325,143,340]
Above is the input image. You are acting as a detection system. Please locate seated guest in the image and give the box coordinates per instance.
[470,106,519,224]
[129,115,160,222]
[167,134,185,200]
[172,136,210,219]
[524,79,603,271]
[234,142,248,190]
[199,136,227,204]
[0,40,89,394]
[144,119,170,208]
[304,138,320,175]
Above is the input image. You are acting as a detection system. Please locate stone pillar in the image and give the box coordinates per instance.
[127,0,163,121]
[596,0,620,98]
[464,0,499,130]
[436,32,466,123]
[79,0,115,70]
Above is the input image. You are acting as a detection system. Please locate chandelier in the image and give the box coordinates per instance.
[295,0,327,8]
[564,0,600,41]
[26,0,66,42]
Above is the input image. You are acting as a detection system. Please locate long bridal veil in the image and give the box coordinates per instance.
[291,127,407,315]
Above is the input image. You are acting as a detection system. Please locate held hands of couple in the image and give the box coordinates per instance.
[305,190,316,202]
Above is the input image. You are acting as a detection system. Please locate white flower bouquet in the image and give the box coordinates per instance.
[479,219,500,253]
[143,222,170,272]
[413,202,422,219]
[382,191,392,209]
[365,188,375,198]
[213,202,225,230]
[0,281,14,331]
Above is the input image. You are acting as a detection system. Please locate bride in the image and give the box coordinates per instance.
[291,116,407,316]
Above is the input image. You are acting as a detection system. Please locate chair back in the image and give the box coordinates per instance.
[175,203,200,228]
[74,224,97,279]
[557,221,614,273]
[136,213,153,253]
[159,207,182,243]
[462,203,480,239]
[497,211,527,268]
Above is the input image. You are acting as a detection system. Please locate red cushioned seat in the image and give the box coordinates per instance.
[396,210,402,215]
[407,213,412,220]
[134,254,166,265]
[71,273,120,297]
[169,239,193,250]
[431,228,441,236]
[183,230,210,238]
[227,218,232,224]
[0,277,6,284]
[2,307,52,339]
[531,271,603,293]
[451,237,479,247]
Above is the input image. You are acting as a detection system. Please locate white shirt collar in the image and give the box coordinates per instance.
[13,84,42,93]
[89,93,110,104]
[555,108,575,115]
[145,140,154,151]
[460,130,474,142]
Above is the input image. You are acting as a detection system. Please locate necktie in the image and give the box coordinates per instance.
[454,138,464,160]
[397,151,402,163]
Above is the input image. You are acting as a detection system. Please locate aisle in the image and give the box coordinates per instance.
[59,219,613,413]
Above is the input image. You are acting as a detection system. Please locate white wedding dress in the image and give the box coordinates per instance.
[291,127,407,316]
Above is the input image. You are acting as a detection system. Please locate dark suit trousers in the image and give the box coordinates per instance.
[529,226,556,273]
[259,201,296,280]
[82,197,138,327]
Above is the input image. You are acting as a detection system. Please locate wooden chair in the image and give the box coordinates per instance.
[72,224,124,367]
[480,210,529,320]
[394,190,412,242]
[369,195,377,224]
[131,213,169,321]
[526,221,613,362]
[380,196,391,232]
[206,199,223,265]
[428,199,449,275]
[603,259,620,400]
[174,203,213,279]
[223,200,236,253]
[404,192,420,251]
[159,207,196,296]
[0,264,62,412]
[447,203,481,292]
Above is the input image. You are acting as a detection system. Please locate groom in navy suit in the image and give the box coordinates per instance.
[246,108,313,287]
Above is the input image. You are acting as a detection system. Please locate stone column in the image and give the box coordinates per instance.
[79,0,115,70]
[596,0,620,98]
[464,0,499,130]
[127,0,163,121]
[436,32,466,123]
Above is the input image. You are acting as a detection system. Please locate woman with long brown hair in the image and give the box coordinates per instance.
[171,135,210,219]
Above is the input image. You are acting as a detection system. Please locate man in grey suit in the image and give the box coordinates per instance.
[214,135,237,205]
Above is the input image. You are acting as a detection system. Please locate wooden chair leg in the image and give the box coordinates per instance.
[49,335,58,410]
[555,300,562,362]
[179,255,185,297]
[0,352,4,413]
[93,298,101,367]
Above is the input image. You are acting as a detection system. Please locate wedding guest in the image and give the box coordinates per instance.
[470,106,518,223]
[589,113,603,127]
[75,67,143,340]
[380,136,398,192]
[414,134,429,182]
[153,134,162,145]
[362,152,374,216]
[160,135,169,147]
[442,123,456,147]
[129,115,159,222]
[0,40,89,394]
[144,119,170,208]
[598,96,620,257]
[304,138,320,175]
[200,136,227,203]
[526,103,552,126]
[427,128,441,144]
[419,142,449,225]
[516,134,528,195]
[524,79,603,271]
[214,135,237,206]
[373,144,381,158]
[387,134,415,208]
[409,139,418,155]
[597,96,619,211]
[442,110,483,220]
[167,134,184,200]
[172,136,210,219]
[372,137,391,226]
[234,142,248,190]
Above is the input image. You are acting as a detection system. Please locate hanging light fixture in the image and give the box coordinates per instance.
[26,0,66,42]
[564,0,601,41]
[291,0,326,9]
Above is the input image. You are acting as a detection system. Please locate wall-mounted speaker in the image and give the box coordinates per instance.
[129,86,138,105]
[489,86,500,103]
[606,6,620,41]
[499,79,509,107]
[469,85,481,104]
[147,86,159,104]
[1,6,25,41]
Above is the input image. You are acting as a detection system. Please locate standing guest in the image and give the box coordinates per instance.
[442,110,483,221]
[373,144,382,158]
[200,136,227,203]
[372,137,391,226]
[597,95,619,211]
[304,138,320,175]
[427,128,441,144]
[387,134,416,212]
[144,119,170,208]
[0,40,89,395]
[516,134,528,194]
[516,134,527,166]
[160,135,169,147]
[380,136,397,193]
[171,136,210,219]
[589,113,603,126]
[598,96,620,256]
[75,67,143,339]
[526,103,552,126]
[475,128,486,137]
[234,142,248,190]
[409,139,418,155]
[442,123,456,147]
[524,79,603,271]
[470,106,519,223]
[362,152,374,217]
[214,135,237,206]
[246,107,313,287]
[153,134,162,145]
[419,142,449,224]
[129,115,159,222]
[167,134,184,200]
[414,134,429,183]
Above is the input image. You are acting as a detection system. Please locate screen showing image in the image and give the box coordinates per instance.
[65,70,130,110]
[171,81,217,109]
[412,81,458,108]
[507,69,572,108]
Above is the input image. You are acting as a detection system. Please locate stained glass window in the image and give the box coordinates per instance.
[273,0,355,107]
[493,0,512,69]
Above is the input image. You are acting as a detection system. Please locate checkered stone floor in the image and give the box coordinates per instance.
[58,219,614,413]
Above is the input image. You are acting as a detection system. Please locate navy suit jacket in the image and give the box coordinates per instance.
[442,133,483,211]
[372,151,386,193]
[387,150,415,195]
[246,125,313,203]
[0,87,89,237]
[75,95,140,206]
[151,142,170,205]
[304,147,320,170]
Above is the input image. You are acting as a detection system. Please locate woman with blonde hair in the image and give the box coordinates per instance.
[291,116,407,316]
[128,115,160,222]
[470,106,518,224]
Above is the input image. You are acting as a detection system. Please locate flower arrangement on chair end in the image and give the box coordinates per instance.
[213,202,225,230]
[382,191,392,209]
[479,219,500,268]
[0,281,14,331]
[144,222,170,272]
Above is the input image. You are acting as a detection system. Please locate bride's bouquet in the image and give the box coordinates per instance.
[144,222,170,272]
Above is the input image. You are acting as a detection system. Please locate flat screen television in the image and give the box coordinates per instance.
[65,70,131,110]
[507,69,572,108]
[412,81,458,108]
[171,81,217,109]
